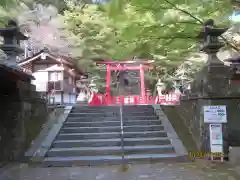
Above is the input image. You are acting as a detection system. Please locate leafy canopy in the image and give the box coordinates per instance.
[63,0,232,80]
[0,0,235,86]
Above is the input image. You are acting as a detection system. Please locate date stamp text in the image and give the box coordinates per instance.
[188,151,224,160]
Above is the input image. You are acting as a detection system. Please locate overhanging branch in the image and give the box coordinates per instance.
[163,0,203,24]
[164,0,240,52]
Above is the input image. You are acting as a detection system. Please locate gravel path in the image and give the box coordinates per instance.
[0,160,239,180]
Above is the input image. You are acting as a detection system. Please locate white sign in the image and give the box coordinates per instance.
[124,96,134,104]
[210,124,223,146]
[203,106,227,123]
[209,124,223,160]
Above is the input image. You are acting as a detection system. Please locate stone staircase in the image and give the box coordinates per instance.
[43,105,187,166]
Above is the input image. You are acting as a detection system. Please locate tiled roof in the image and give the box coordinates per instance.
[0,63,34,81]
[17,49,84,75]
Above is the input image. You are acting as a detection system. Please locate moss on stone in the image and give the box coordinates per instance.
[161,106,198,152]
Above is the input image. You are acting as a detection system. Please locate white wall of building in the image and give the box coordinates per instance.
[55,93,62,103]
[48,92,77,104]
[32,71,48,92]
[30,64,77,105]
[48,92,61,104]
[63,93,69,104]
[63,93,77,104]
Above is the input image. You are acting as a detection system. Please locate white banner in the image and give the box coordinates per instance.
[203,106,227,123]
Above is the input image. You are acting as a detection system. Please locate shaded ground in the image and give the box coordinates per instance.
[0,161,239,180]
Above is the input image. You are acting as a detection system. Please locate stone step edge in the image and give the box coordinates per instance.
[57,130,167,136]
[64,120,161,124]
[53,137,171,143]
[48,145,173,152]
[61,125,164,129]
[43,153,185,162]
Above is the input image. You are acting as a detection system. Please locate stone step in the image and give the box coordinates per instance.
[122,116,159,120]
[70,109,155,114]
[60,125,164,133]
[123,111,155,116]
[122,109,154,112]
[122,105,153,109]
[72,106,119,109]
[56,131,168,140]
[123,125,164,132]
[68,112,118,118]
[63,120,161,127]
[67,116,120,122]
[52,137,171,148]
[60,126,121,133]
[124,120,161,126]
[43,153,187,167]
[46,145,175,157]
[122,109,154,113]
[43,105,183,166]
[69,111,155,117]
[72,105,153,109]
[71,109,120,113]
[66,116,158,122]
[72,105,153,110]
[72,106,154,111]
[71,107,153,110]
[63,121,120,127]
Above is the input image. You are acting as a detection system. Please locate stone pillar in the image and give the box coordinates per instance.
[196,19,229,158]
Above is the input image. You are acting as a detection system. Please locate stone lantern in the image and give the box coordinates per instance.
[89,80,98,93]
[197,19,228,68]
[156,79,165,96]
[0,20,28,66]
[173,78,182,93]
[194,19,229,159]
[196,19,229,95]
[186,84,191,92]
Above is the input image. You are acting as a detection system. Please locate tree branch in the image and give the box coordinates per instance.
[163,0,240,52]
[163,0,203,24]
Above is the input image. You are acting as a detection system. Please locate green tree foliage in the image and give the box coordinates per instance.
[0,0,235,88]
[106,0,232,59]
[63,0,233,83]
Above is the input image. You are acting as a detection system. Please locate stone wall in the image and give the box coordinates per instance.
[176,97,240,148]
[174,56,240,158]
[0,76,48,164]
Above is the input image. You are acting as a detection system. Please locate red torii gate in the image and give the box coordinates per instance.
[95,60,154,103]
[88,59,182,106]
